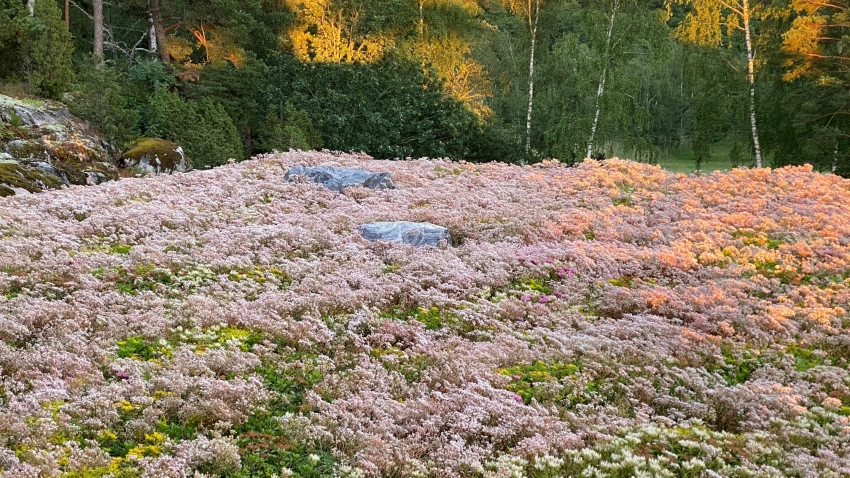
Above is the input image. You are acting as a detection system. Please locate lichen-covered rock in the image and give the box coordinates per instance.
[0,160,65,197]
[1,94,119,194]
[120,138,192,175]
[0,96,77,129]
[285,165,394,192]
[358,221,452,247]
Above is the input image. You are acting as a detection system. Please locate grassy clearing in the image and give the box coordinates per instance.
[610,140,756,174]
[657,142,741,174]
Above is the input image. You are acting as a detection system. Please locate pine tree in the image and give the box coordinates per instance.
[0,0,73,97]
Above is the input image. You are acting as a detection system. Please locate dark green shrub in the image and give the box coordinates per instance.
[0,0,73,97]
[258,103,322,152]
[146,89,243,168]
[270,55,478,159]
[67,57,140,147]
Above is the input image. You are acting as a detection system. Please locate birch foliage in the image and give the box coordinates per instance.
[669,0,783,167]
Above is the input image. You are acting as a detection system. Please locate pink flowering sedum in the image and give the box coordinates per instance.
[0,151,849,477]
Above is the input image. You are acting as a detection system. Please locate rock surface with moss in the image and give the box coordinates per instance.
[0,159,65,196]
[0,94,119,195]
[119,138,193,175]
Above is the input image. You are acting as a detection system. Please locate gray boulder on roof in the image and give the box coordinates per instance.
[358,221,452,247]
[285,165,394,192]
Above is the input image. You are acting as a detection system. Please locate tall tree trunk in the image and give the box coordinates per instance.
[833,142,839,173]
[65,0,70,28]
[27,0,34,16]
[149,0,171,63]
[93,0,104,58]
[742,0,763,168]
[524,0,540,158]
[149,14,158,53]
[586,0,618,159]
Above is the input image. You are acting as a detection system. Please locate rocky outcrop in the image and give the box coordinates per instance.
[285,165,395,192]
[0,159,66,197]
[358,221,452,247]
[119,138,192,175]
[0,94,118,195]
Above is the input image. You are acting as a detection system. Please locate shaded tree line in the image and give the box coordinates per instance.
[0,0,847,175]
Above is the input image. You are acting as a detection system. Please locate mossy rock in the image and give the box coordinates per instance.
[120,138,192,175]
[0,160,65,197]
[52,159,118,185]
[6,139,48,159]
[0,94,78,129]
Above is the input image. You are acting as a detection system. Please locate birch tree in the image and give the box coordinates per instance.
[671,0,771,167]
[586,0,620,158]
[502,0,545,156]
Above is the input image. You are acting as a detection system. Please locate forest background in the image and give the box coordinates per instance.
[1,0,848,175]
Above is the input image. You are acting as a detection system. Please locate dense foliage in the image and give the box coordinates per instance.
[0,0,847,173]
[145,89,243,168]
[0,0,72,97]
[0,152,848,476]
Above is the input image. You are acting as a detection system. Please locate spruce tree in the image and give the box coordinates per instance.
[0,0,73,97]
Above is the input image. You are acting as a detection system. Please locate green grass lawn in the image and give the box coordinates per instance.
[656,142,738,174]
[614,141,748,174]
[613,141,757,175]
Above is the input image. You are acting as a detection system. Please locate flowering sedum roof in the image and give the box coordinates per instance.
[0,151,848,477]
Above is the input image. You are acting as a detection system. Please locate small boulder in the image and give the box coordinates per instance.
[285,165,394,192]
[358,221,452,247]
[119,138,193,175]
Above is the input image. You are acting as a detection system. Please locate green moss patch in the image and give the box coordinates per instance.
[120,138,192,173]
[0,160,64,195]
[498,360,580,404]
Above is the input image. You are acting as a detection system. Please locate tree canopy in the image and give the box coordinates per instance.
[0,0,846,174]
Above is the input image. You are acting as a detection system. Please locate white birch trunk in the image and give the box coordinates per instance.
[27,0,35,16]
[524,0,540,158]
[833,142,839,173]
[743,0,763,168]
[586,68,607,159]
[419,0,425,35]
[586,0,618,159]
[149,15,158,53]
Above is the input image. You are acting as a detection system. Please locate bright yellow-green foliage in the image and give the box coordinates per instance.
[61,458,137,478]
[669,0,786,50]
[783,0,850,83]
[498,361,580,403]
[285,0,391,63]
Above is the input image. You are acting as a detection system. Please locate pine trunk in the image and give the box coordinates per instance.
[149,0,171,63]
[743,0,763,168]
[93,0,104,58]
